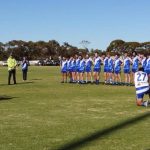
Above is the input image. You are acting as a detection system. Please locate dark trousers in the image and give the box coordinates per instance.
[8,69,16,85]
[22,69,28,81]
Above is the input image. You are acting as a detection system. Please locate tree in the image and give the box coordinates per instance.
[80,40,91,50]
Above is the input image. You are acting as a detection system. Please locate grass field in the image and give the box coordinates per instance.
[0,66,149,150]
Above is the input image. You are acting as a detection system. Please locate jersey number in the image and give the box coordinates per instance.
[137,73,146,81]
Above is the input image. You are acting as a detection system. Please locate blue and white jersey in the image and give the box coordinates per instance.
[85,58,92,69]
[22,61,28,70]
[132,56,139,70]
[67,59,72,71]
[70,59,76,71]
[114,59,122,71]
[123,57,131,70]
[94,57,101,69]
[76,58,80,69]
[141,58,147,70]
[145,58,150,72]
[61,60,67,71]
[79,59,85,71]
[134,71,149,94]
[108,57,114,70]
[103,57,109,69]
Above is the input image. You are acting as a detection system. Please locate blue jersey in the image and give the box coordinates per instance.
[61,60,67,72]
[85,58,92,68]
[103,57,109,69]
[67,59,72,71]
[114,59,122,71]
[79,59,85,71]
[94,57,101,69]
[141,58,147,70]
[145,58,150,74]
[124,57,131,70]
[108,58,114,71]
[76,58,80,69]
[132,56,139,70]
[85,58,92,72]
[22,61,28,70]
[70,59,76,71]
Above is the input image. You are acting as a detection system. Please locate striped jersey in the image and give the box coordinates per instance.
[134,71,149,94]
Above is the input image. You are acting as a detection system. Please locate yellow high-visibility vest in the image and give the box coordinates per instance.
[7,57,17,71]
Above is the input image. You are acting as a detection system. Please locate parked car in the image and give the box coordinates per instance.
[45,60,53,66]
[53,60,60,66]
[35,60,45,66]
[46,60,60,66]
[2,61,7,66]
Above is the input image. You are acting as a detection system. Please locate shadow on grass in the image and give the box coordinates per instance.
[55,112,150,150]
[31,79,42,81]
[0,95,17,101]
[0,82,34,86]
[17,81,34,85]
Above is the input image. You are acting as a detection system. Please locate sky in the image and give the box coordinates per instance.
[0,0,150,50]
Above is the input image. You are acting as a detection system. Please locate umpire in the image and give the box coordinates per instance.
[7,53,17,85]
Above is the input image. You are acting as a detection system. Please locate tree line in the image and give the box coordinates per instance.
[0,39,149,60]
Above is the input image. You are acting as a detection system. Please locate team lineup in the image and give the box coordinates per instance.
[60,51,150,107]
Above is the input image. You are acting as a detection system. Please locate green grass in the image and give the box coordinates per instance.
[0,66,149,150]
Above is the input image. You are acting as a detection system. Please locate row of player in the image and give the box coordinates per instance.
[60,52,150,85]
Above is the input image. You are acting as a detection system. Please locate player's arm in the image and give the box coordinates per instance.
[129,57,133,65]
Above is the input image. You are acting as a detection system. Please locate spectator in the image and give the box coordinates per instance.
[22,57,29,81]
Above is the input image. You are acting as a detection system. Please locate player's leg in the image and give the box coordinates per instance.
[61,72,64,83]
[104,70,107,83]
[116,73,119,84]
[96,71,100,84]
[69,71,72,83]
[109,72,113,84]
[124,73,127,85]
[136,93,149,107]
[89,72,93,83]
[72,72,75,82]
[81,72,84,83]
[118,73,122,83]
[114,72,117,83]
[93,71,96,83]
[128,72,131,85]
[76,71,79,83]
[87,72,91,83]
[64,72,67,83]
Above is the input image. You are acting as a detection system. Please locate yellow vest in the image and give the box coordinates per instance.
[7,57,17,71]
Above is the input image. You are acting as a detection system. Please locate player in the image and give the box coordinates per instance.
[60,57,67,83]
[70,57,76,83]
[85,54,93,83]
[145,54,150,78]
[78,55,85,84]
[107,53,114,84]
[123,53,132,86]
[102,54,109,84]
[114,54,122,84]
[140,53,147,72]
[75,54,80,83]
[134,67,150,107]
[67,57,72,83]
[131,51,139,83]
[93,52,101,85]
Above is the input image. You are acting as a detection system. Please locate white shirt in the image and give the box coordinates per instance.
[134,71,149,94]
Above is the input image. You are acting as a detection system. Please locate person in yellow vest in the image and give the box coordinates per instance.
[7,53,17,85]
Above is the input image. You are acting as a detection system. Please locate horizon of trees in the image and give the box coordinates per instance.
[0,39,149,60]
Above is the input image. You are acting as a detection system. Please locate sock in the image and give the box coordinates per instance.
[142,101,148,107]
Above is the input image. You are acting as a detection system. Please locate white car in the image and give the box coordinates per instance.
[2,61,8,66]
